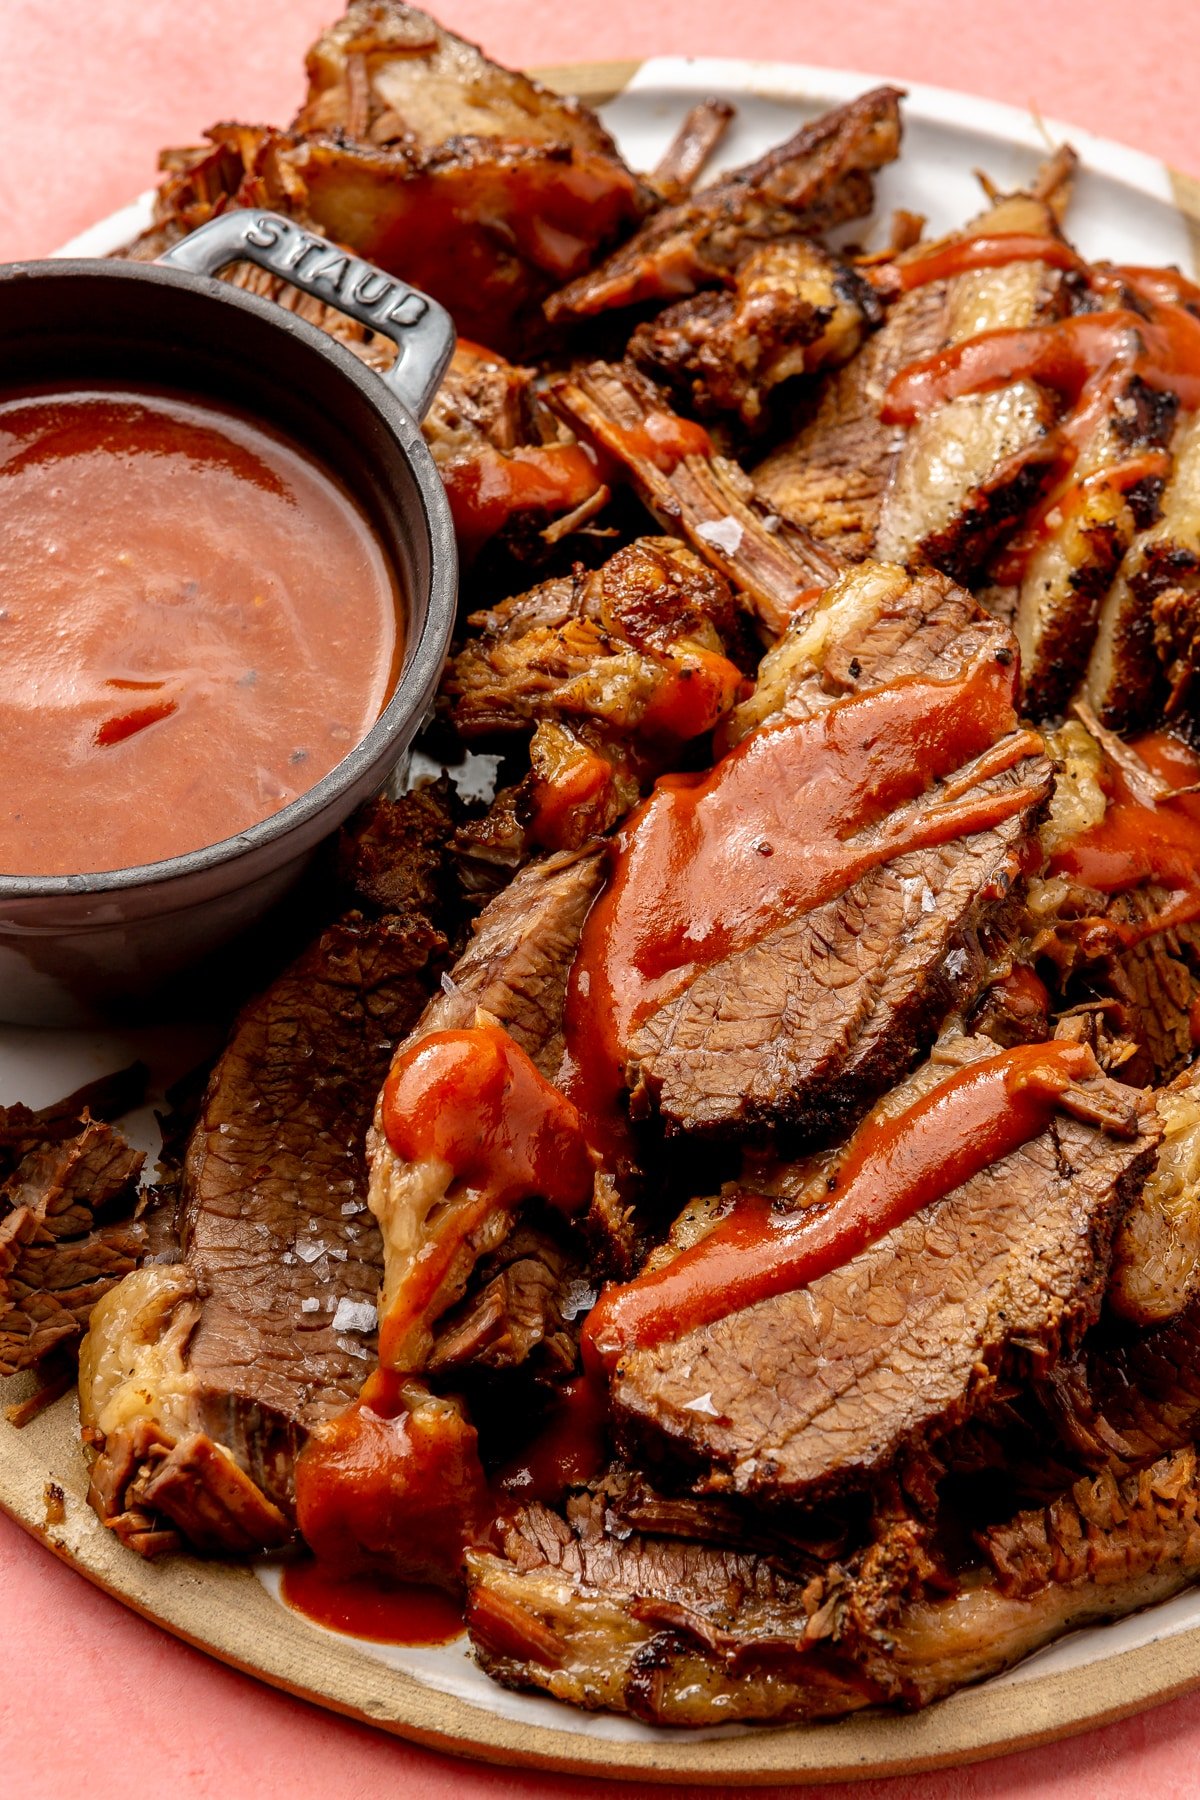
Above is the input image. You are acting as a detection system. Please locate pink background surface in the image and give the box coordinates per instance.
[4,1,1200,1794]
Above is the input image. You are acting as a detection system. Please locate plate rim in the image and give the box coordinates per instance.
[8,53,1200,1785]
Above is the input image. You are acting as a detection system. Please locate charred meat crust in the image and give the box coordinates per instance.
[465,1446,1200,1723]
[544,87,903,323]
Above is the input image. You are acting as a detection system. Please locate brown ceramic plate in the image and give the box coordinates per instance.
[5,60,1200,1784]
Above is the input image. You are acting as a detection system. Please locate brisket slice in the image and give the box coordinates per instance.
[426,1220,584,1377]
[626,569,1052,1142]
[608,1037,1158,1504]
[409,843,607,1079]
[544,87,902,324]
[367,845,607,1372]
[466,1446,1200,1722]
[628,239,881,429]
[753,183,1071,575]
[447,537,747,872]
[0,1121,145,1375]
[1107,891,1200,1084]
[722,560,983,745]
[78,790,453,1555]
[447,538,742,742]
[547,362,841,637]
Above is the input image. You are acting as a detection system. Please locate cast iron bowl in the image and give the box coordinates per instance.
[0,211,457,1026]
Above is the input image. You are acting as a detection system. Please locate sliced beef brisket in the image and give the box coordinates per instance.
[0,1121,145,1375]
[753,182,1072,577]
[607,1036,1158,1504]
[544,87,902,325]
[629,238,881,429]
[77,789,454,1554]
[367,845,607,1372]
[623,566,1052,1142]
[466,1446,1200,1722]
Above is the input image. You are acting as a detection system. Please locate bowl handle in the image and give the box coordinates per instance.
[158,210,455,421]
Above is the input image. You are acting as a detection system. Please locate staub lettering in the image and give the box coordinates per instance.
[165,210,451,414]
[384,292,429,327]
[240,219,431,335]
[286,237,327,276]
[310,254,351,297]
[245,216,285,251]
[350,271,393,309]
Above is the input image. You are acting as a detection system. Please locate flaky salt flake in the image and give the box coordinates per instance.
[561,1279,598,1321]
[695,516,744,556]
[340,1199,365,1216]
[332,1297,378,1334]
[682,1391,720,1417]
[300,1297,320,1314]
[440,970,461,1000]
[294,1239,324,1263]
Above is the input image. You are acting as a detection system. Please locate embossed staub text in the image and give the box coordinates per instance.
[244,215,430,328]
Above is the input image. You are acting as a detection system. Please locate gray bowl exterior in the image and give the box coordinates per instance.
[0,258,457,1026]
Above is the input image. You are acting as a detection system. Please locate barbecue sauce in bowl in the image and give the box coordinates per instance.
[0,386,403,876]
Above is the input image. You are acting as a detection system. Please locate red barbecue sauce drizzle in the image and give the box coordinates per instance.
[441,442,604,559]
[870,233,1086,296]
[559,652,1040,1157]
[1100,266,1200,312]
[289,1374,607,1645]
[582,1039,1096,1366]
[881,296,1200,428]
[377,1026,594,1366]
[879,263,1200,588]
[1048,730,1200,944]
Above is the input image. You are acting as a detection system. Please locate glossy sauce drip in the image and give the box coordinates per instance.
[582,1040,1096,1365]
[882,300,1200,427]
[561,652,1039,1154]
[290,1371,608,1644]
[0,387,401,876]
[281,1560,464,1645]
[441,442,603,559]
[587,408,713,478]
[870,233,1085,297]
[380,1025,594,1207]
[1048,731,1200,943]
[293,1369,490,1591]
[378,1025,595,1364]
